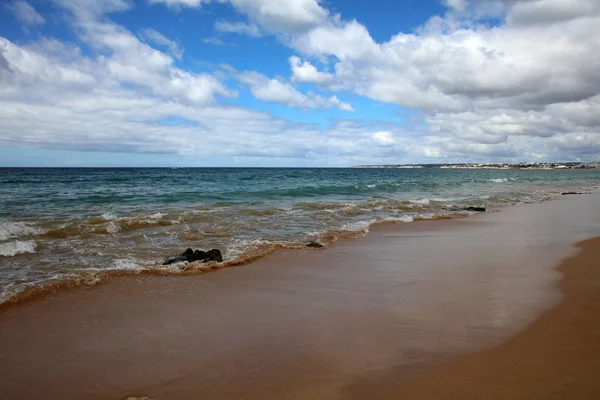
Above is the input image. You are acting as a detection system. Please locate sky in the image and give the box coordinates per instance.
[0,0,599,167]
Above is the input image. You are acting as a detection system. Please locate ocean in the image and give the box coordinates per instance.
[1,167,599,305]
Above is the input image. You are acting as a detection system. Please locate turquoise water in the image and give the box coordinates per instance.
[1,167,599,304]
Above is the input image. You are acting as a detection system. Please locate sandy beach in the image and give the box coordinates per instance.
[1,192,599,400]
[384,236,600,399]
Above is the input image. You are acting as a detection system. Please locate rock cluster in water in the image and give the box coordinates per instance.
[163,248,223,265]
[464,207,487,212]
[306,241,324,248]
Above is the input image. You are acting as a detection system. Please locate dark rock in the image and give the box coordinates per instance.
[306,241,324,248]
[188,250,207,262]
[205,249,223,263]
[464,207,486,212]
[561,191,581,195]
[163,248,222,265]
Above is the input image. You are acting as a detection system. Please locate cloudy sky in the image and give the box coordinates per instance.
[1,0,599,166]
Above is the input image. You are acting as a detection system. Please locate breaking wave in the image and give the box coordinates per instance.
[0,240,37,257]
[488,178,518,183]
[0,221,41,241]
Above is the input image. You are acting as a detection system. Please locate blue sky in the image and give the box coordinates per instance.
[0,0,599,166]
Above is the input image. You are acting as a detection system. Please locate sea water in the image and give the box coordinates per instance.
[1,167,598,304]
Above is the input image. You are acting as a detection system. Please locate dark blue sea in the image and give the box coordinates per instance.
[1,167,599,304]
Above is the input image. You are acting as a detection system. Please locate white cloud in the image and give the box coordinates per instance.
[0,51,414,165]
[238,71,353,111]
[290,3,600,110]
[53,0,132,16]
[443,0,600,24]
[289,56,333,84]
[203,37,228,46]
[371,131,395,146]
[147,0,206,8]
[442,0,516,19]
[281,2,600,160]
[46,1,236,105]
[225,0,328,33]
[292,19,380,62]
[215,20,263,37]
[444,0,468,12]
[139,28,184,60]
[150,0,328,33]
[0,38,98,103]
[338,102,354,112]
[2,0,600,165]
[238,71,305,106]
[6,1,45,26]
[507,0,600,25]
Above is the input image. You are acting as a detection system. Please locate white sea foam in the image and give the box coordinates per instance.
[189,207,227,214]
[303,230,324,239]
[101,212,118,221]
[0,221,40,241]
[158,263,190,273]
[131,212,167,224]
[414,198,431,205]
[226,238,273,256]
[0,240,37,257]
[106,221,121,233]
[81,259,146,274]
[384,215,414,223]
[489,178,509,183]
[340,220,376,232]
[415,213,436,220]
[112,259,143,270]
[340,215,414,233]
[429,197,464,202]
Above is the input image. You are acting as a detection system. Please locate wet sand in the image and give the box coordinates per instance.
[0,192,599,399]
[382,236,600,399]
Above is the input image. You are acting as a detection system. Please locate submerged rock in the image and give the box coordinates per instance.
[163,248,223,265]
[306,241,324,249]
[464,207,486,212]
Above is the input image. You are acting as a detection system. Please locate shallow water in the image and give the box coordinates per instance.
[1,167,599,304]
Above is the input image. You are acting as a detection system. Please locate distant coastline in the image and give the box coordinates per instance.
[352,162,600,170]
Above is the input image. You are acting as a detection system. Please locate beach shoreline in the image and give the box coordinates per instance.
[0,192,599,399]
[369,235,600,399]
[2,168,599,308]
[0,209,475,311]
[0,191,586,311]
